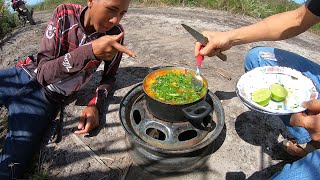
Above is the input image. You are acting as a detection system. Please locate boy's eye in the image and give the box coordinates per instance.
[106,7,117,13]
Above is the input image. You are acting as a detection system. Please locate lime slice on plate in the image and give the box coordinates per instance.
[251,88,272,107]
[269,83,288,102]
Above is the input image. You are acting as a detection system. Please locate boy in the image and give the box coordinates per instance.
[0,0,135,179]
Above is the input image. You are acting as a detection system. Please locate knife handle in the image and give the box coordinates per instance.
[196,46,204,66]
[217,52,227,61]
[198,45,227,62]
[197,54,204,66]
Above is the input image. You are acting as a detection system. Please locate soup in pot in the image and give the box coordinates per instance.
[144,69,207,104]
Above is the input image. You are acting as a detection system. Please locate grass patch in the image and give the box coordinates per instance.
[310,23,320,35]
[132,0,319,33]
[25,150,50,180]
[29,0,319,34]
[31,0,86,11]
[30,0,300,19]
[133,0,299,18]
[31,171,49,180]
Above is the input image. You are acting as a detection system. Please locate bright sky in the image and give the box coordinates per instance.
[26,0,44,5]
[293,0,306,3]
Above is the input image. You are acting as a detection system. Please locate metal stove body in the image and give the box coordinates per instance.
[119,83,225,174]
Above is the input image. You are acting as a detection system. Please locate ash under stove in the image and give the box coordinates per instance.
[120,83,225,174]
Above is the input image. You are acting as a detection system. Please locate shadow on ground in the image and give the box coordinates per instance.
[235,111,294,160]
[35,121,228,180]
[75,66,150,106]
[231,111,296,179]
[214,90,237,101]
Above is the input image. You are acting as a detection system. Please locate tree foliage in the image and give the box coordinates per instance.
[0,0,18,38]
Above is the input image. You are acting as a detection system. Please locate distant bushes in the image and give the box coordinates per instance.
[134,0,299,18]
[133,0,319,34]
[31,0,300,18]
[0,0,18,38]
[32,0,85,11]
[2,0,319,37]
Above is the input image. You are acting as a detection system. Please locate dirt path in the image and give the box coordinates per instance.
[1,4,320,180]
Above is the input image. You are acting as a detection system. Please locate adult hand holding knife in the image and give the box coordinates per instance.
[182,24,227,61]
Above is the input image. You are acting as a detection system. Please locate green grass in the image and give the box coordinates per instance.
[132,0,319,34]
[30,0,299,19]
[1,0,319,36]
[0,0,19,38]
[133,0,298,18]
[0,115,8,139]
[0,116,7,127]
[25,152,49,180]
[31,0,86,11]
[311,23,320,34]
[31,171,49,180]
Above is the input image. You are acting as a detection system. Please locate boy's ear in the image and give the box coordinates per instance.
[87,0,94,8]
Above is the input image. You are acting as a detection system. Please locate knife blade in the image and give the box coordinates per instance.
[181,24,227,61]
[182,24,208,45]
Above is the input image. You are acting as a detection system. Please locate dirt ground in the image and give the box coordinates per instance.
[1,3,320,180]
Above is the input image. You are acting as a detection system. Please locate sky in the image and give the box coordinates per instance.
[293,0,306,3]
[26,0,44,5]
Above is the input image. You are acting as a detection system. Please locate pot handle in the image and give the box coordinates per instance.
[182,100,212,120]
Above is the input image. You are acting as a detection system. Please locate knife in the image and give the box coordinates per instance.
[182,24,227,61]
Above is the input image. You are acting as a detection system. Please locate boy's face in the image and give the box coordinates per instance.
[88,0,130,33]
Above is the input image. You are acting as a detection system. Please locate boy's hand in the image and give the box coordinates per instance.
[290,99,320,141]
[92,32,136,61]
[74,105,100,135]
[194,31,232,57]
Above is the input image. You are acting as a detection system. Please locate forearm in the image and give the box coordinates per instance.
[88,52,122,107]
[228,5,319,46]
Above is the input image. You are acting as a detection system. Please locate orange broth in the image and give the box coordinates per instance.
[143,69,207,104]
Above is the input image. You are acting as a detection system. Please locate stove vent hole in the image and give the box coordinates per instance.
[195,107,206,114]
[133,110,142,124]
[146,128,166,141]
[178,130,197,141]
[202,115,212,127]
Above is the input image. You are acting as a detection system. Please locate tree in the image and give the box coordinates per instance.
[0,0,18,38]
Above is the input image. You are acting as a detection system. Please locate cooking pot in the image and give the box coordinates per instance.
[143,67,212,122]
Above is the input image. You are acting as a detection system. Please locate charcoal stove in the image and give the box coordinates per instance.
[119,83,225,174]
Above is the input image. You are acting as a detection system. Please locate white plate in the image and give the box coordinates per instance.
[236,66,318,115]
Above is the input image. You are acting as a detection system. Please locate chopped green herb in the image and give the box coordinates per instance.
[150,72,206,104]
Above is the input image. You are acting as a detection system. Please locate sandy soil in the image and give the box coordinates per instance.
[1,3,320,180]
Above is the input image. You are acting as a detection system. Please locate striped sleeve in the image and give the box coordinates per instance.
[36,4,96,86]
